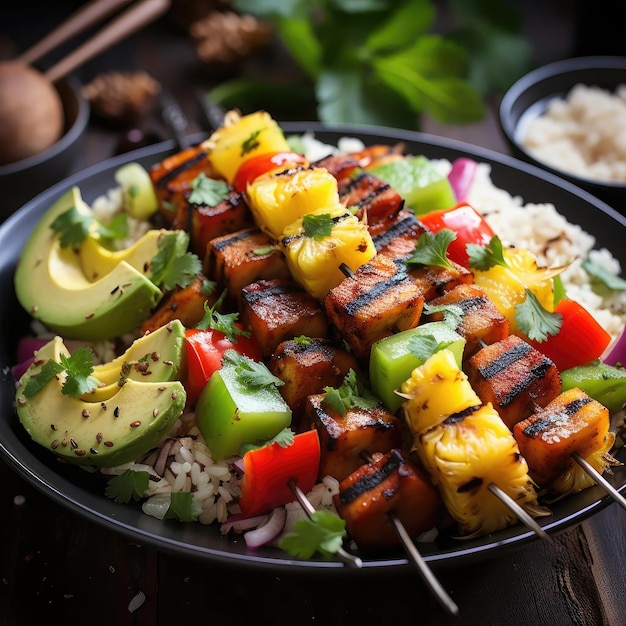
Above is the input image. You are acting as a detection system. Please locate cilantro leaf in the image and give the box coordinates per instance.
[149,231,202,290]
[195,290,251,342]
[302,213,333,239]
[164,492,202,522]
[279,510,347,560]
[95,212,129,242]
[23,346,100,398]
[582,259,626,292]
[515,289,563,342]
[467,235,508,271]
[188,174,231,207]
[222,349,284,388]
[239,427,295,456]
[104,470,150,503]
[50,206,93,248]
[322,368,379,416]
[406,334,452,362]
[241,129,263,156]
[423,302,465,329]
[407,229,456,270]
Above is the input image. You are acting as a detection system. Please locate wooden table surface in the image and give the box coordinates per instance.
[2,7,626,626]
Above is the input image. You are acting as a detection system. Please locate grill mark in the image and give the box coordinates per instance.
[373,214,421,250]
[243,282,301,305]
[478,342,533,378]
[343,272,409,316]
[442,404,482,425]
[211,228,261,250]
[338,450,403,504]
[497,360,554,408]
[153,151,208,188]
[521,397,594,437]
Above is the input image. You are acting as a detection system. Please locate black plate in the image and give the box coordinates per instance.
[1,123,625,574]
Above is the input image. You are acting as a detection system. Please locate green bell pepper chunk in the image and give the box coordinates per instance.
[560,359,626,414]
[195,363,292,460]
[369,155,456,215]
[369,321,466,413]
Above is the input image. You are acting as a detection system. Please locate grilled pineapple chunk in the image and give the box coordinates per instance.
[401,349,541,537]
[247,167,341,240]
[280,207,376,301]
[414,403,540,536]
[401,349,481,434]
[202,110,291,184]
[472,247,558,334]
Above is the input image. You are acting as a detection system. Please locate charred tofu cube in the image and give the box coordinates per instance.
[513,387,611,487]
[140,274,216,334]
[425,283,509,356]
[239,279,329,358]
[313,153,360,179]
[149,144,216,226]
[337,168,404,224]
[466,334,561,430]
[267,338,361,429]
[369,209,428,261]
[325,254,424,362]
[188,190,254,257]
[334,449,441,551]
[406,259,473,301]
[305,393,404,482]
[204,227,290,304]
[345,144,405,169]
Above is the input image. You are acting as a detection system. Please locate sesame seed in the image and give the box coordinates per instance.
[153,408,159,418]
[104,441,114,447]
[82,409,91,418]
[70,438,78,448]
[114,406,120,418]
[130,421,141,428]
[96,433,103,443]
[74,449,86,456]
[51,440,59,449]
[17,397,27,406]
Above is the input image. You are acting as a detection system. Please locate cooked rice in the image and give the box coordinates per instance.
[521,83,626,183]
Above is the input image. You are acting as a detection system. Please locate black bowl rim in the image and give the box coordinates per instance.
[0,74,90,175]
[499,55,626,191]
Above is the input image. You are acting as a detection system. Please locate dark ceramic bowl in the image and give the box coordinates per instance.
[499,56,626,213]
[0,75,90,221]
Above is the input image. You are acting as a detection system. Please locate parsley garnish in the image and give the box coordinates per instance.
[279,510,347,560]
[104,470,150,503]
[50,206,94,248]
[294,335,312,346]
[164,492,202,522]
[241,129,262,156]
[322,369,379,416]
[222,349,284,388]
[407,334,453,362]
[467,235,508,271]
[515,289,563,342]
[407,229,456,270]
[302,213,333,239]
[23,346,100,398]
[582,259,626,291]
[239,427,295,456]
[423,302,465,329]
[195,290,251,342]
[149,231,202,290]
[188,174,231,207]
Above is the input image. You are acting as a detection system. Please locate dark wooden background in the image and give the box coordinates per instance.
[2,2,626,624]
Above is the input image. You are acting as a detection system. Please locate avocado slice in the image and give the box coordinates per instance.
[83,320,187,402]
[79,228,164,282]
[14,186,162,341]
[16,336,187,467]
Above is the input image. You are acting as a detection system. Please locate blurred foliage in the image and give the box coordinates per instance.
[208,0,533,129]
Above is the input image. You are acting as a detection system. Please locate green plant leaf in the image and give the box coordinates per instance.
[276,16,323,79]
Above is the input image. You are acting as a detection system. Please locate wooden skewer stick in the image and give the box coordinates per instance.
[488,482,551,541]
[357,452,459,616]
[287,480,363,568]
[387,511,459,616]
[572,451,626,512]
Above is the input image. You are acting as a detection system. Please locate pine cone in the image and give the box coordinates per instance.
[190,11,272,70]
[82,71,161,127]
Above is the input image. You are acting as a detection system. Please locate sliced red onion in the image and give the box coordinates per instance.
[244,507,287,549]
[220,512,269,535]
[602,325,626,366]
[448,157,479,203]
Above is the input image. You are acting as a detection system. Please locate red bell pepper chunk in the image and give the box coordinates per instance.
[232,151,307,193]
[527,298,612,371]
[238,430,321,517]
[419,202,495,267]
[184,327,262,406]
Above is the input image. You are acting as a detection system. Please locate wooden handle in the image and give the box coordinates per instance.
[18,0,134,66]
[45,0,171,83]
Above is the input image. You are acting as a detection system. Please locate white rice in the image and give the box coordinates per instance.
[521,83,626,183]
